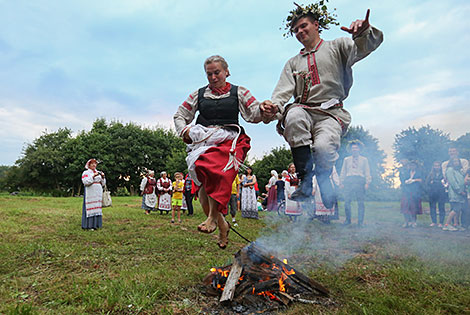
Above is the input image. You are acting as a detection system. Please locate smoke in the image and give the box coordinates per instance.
[251,204,470,273]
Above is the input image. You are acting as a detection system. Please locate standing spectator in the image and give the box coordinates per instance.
[465,169,470,228]
[400,160,423,228]
[313,166,340,224]
[285,163,302,216]
[275,173,286,207]
[81,159,105,230]
[266,170,278,212]
[140,170,157,215]
[442,146,469,178]
[227,175,240,226]
[442,146,469,228]
[443,158,467,231]
[157,171,172,215]
[171,172,184,224]
[340,141,371,226]
[183,173,195,216]
[425,162,446,227]
[240,167,258,219]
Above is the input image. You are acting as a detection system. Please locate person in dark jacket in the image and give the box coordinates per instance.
[425,161,447,227]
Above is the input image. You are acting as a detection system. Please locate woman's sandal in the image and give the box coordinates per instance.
[217,222,231,250]
[197,221,217,234]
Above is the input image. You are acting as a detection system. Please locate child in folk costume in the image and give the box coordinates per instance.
[157,171,172,215]
[81,159,106,230]
[140,170,157,215]
[285,163,302,216]
[171,172,185,224]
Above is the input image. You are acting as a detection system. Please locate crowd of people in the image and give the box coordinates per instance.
[399,146,470,231]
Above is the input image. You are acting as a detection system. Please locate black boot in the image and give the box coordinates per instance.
[290,146,314,202]
[315,166,336,209]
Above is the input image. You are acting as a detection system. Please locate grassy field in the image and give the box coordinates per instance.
[1,195,470,314]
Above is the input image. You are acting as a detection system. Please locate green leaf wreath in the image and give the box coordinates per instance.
[282,1,339,37]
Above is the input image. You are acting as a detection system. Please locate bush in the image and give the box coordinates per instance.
[115,186,130,196]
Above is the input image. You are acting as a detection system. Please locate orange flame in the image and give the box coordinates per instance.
[282,265,295,275]
[279,273,287,292]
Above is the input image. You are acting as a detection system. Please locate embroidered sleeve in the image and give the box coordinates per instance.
[140,177,148,191]
[81,170,94,186]
[173,90,199,137]
[237,86,265,124]
[271,58,296,109]
[339,25,383,67]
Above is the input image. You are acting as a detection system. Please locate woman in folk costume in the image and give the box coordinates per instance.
[157,171,172,215]
[140,170,157,215]
[285,163,302,216]
[266,170,278,212]
[81,159,105,230]
[312,165,339,223]
[240,167,259,219]
[173,55,268,248]
[400,160,423,228]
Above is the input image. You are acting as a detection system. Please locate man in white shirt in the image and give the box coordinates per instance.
[261,4,383,208]
[340,141,371,226]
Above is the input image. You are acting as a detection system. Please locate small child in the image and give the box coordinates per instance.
[275,174,286,206]
[171,172,185,224]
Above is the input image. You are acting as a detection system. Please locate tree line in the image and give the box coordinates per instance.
[0,119,186,196]
[1,120,468,200]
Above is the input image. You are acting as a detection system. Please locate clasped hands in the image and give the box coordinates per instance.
[260,100,279,119]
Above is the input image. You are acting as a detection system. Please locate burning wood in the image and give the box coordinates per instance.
[203,243,330,310]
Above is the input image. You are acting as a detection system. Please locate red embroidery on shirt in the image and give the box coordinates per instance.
[189,94,194,100]
[243,89,250,96]
[86,206,102,211]
[82,175,89,178]
[182,101,192,111]
[307,53,321,86]
[245,96,256,108]
[209,82,231,95]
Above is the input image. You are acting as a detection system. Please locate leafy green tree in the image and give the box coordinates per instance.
[393,125,451,173]
[15,128,73,193]
[8,119,186,195]
[455,133,470,161]
[0,165,12,191]
[251,146,293,193]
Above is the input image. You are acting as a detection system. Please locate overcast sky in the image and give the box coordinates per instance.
[1,0,469,170]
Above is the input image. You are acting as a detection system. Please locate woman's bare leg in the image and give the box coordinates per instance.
[197,187,217,233]
[209,197,229,248]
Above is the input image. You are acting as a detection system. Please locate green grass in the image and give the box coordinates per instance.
[1,196,469,314]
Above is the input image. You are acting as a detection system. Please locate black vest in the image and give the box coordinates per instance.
[195,85,239,127]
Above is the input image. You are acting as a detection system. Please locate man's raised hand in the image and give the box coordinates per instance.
[341,9,370,37]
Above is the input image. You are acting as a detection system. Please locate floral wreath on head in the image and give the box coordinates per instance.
[282,1,339,37]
